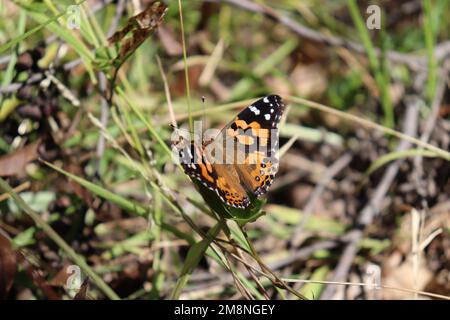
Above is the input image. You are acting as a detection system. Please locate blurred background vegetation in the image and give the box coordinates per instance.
[0,0,449,300]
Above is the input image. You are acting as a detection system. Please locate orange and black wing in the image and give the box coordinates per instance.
[224,95,286,197]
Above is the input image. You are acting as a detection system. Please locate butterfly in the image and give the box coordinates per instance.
[172,95,285,209]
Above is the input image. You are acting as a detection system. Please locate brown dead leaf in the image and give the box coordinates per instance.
[74,277,89,300]
[0,140,40,177]
[108,2,168,69]
[382,252,433,299]
[47,265,90,300]
[0,231,17,298]
[48,264,72,287]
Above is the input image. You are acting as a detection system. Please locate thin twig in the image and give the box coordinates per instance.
[95,1,126,174]
[420,65,449,143]
[0,73,43,94]
[291,153,352,247]
[241,228,307,300]
[412,64,449,205]
[235,246,271,299]
[95,72,109,174]
[283,278,450,300]
[287,95,450,161]
[0,181,30,202]
[266,240,339,271]
[157,55,177,127]
[107,0,126,38]
[178,0,193,131]
[187,235,336,299]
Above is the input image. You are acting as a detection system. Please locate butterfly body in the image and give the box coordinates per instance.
[173,95,285,208]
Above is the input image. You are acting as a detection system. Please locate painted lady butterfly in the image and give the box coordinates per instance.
[172,95,285,209]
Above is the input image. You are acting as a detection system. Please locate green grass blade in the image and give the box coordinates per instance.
[178,0,193,131]
[299,266,330,299]
[364,148,440,177]
[423,0,438,101]
[230,38,298,99]
[116,87,174,158]
[43,160,148,216]
[347,0,393,128]
[170,222,221,299]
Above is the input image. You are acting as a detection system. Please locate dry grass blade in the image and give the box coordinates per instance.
[282,278,450,300]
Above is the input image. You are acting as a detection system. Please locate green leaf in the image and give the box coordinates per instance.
[299,266,330,299]
[7,191,55,213]
[43,160,147,216]
[364,148,440,178]
[280,123,343,147]
[192,179,265,225]
[12,227,36,248]
[170,223,221,299]
[266,204,347,235]
[227,221,252,253]
[358,238,390,255]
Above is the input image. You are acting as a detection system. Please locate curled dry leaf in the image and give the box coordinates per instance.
[107,1,168,69]
[0,231,17,298]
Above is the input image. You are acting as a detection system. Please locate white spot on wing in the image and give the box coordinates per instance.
[249,106,260,115]
[263,97,269,103]
[264,114,271,120]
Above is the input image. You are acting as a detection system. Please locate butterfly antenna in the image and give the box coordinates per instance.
[201,95,207,127]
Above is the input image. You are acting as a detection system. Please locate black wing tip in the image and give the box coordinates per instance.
[260,94,283,101]
[260,95,285,108]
